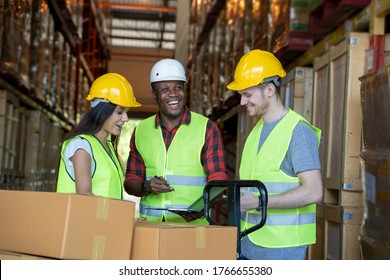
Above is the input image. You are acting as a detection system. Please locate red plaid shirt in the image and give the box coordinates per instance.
[125,107,228,182]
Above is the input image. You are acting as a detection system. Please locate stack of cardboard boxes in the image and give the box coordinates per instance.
[0,190,237,260]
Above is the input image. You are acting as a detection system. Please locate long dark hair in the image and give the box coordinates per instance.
[64,102,121,157]
[65,102,116,140]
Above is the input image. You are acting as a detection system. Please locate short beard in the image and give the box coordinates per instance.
[252,91,269,117]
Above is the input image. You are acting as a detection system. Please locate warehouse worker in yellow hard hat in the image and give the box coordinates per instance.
[124,58,228,223]
[227,50,323,260]
[56,73,141,199]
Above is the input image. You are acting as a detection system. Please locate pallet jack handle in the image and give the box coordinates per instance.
[203,180,268,258]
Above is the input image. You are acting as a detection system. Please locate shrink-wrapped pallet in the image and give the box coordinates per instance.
[359,148,390,259]
[359,66,390,259]
[360,66,390,149]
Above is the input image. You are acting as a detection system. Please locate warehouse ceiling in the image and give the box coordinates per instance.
[98,0,178,50]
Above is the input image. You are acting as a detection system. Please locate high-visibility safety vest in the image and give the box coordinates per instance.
[135,112,208,223]
[56,134,123,199]
[239,109,321,248]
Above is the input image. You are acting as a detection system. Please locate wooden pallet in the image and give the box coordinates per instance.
[313,51,330,182]
[324,187,363,207]
[313,32,368,206]
[324,204,363,260]
[326,32,368,193]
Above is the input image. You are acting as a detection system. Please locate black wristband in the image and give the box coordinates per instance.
[142,180,150,196]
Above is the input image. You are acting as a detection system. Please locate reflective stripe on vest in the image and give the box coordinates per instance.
[56,134,124,199]
[146,174,206,187]
[135,112,208,223]
[239,109,321,247]
[242,211,316,226]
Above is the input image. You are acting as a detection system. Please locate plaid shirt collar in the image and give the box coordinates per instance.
[155,106,191,129]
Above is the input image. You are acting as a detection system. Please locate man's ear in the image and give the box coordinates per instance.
[267,83,276,97]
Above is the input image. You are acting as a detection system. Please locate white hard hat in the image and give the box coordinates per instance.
[150,59,187,83]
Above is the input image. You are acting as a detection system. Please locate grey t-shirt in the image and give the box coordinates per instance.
[259,117,321,176]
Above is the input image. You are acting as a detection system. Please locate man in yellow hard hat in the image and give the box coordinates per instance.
[57,73,141,199]
[124,58,228,223]
[227,50,323,260]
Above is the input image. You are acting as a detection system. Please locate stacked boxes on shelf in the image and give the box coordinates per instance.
[281,66,314,123]
[188,0,243,116]
[81,0,110,79]
[0,0,111,190]
[0,0,109,131]
[270,0,313,64]
[0,91,63,192]
[0,0,32,87]
[0,0,83,125]
[68,0,84,39]
[252,0,270,51]
[0,91,19,190]
[23,110,63,192]
[308,0,371,39]
[29,0,55,103]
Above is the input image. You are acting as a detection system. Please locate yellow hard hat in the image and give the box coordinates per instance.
[227,50,286,91]
[86,73,141,107]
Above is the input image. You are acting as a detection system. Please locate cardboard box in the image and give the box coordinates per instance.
[0,190,135,259]
[0,250,54,260]
[131,221,237,260]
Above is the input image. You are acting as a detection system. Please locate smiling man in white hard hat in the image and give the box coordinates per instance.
[124,58,228,223]
[228,50,323,260]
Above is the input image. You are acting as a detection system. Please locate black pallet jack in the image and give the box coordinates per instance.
[203,180,268,259]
